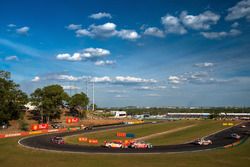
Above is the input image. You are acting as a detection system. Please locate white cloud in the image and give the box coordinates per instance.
[161,14,187,34]
[16,26,30,35]
[136,86,166,91]
[5,55,18,61]
[115,76,157,84]
[84,47,110,57]
[76,29,93,37]
[225,0,250,21]
[66,24,82,30]
[194,62,214,68]
[7,24,16,28]
[231,22,239,28]
[180,11,220,30]
[56,48,110,62]
[56,75,82,81]
[31,76,40,82]
[56,53,82,61]
[62,85,80,90]
[190,72,209,79]
[115,94,128,98]
[89,12,112,19]
[117,29,141,40]
[201,29,241,39]
[88,22,117,38]
[91,76,112,83]
[144,27,165,38]
[95,60,116,66]
[90,76,157,85]
[145,93,161,97]
[168,75,185,84]
[73,22,140,40]
[107,90,127,94]
[33,74,87,82]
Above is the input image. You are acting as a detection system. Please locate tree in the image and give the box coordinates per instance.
[30,85,69,123]
[0,70,28,123]
[68,92,89,118]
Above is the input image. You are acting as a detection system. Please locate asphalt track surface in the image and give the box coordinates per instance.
[19,121,250,154]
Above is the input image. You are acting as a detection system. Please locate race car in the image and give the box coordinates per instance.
[80,125,93,130]
[241,125,246,128]
[230,133,241,139]
[51,136,65,144]
[193,138,212,145]
[103,140,124,148]
[130,141,153,148]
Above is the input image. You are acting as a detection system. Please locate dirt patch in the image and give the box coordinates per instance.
[135,124,196,141]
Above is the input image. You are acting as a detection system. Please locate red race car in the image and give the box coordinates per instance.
[51,136,65,144]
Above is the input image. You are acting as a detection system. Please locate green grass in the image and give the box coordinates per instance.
[65,120,196,145]
[0,134,249,167]
[65,120,235,146]
[148,120,232,145]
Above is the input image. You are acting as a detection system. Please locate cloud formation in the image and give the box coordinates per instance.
[16,26,30,35]
[201,29,241,39]
[89,12,112,19]
[74,22,140,40]
[180,11,220,30]
[136,86,166,91]
[144,27,165,38]
[66,24,82,30]
[5,55,18,61]
[31,76,40,82]
[194,62,214,68]
[161,14,187,34]
[95,60,116,66]
[56,47,110,62]
[62,85,80,90]
[225,0,250,21]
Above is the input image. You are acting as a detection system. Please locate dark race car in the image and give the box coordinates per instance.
[51,136,65,144]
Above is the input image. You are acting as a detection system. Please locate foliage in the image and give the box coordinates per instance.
[122,107,250,116]
[0,70,28,123]
[68,92,89,118]
[19,119,29,131]
[30,84,69,123]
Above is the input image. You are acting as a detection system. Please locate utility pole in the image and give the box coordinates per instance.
[92,81,95,111]
[86,78,89,111]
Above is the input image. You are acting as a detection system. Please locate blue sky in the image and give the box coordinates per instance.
[1,0,250,107]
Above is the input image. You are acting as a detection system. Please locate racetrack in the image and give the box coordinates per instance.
[18,121,250,154]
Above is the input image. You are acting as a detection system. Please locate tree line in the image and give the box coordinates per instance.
[0,70,89,124]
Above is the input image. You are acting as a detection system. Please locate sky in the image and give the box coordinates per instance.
[0,0,250,107]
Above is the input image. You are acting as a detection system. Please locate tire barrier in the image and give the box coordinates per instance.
[116,132,135,138]
[88,139,98,144]
[78,137,88,142]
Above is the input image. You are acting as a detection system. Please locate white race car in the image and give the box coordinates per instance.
[130,141,153,148]
[230,133,241,139]
[103,140,124,148]
[193,138,212,145]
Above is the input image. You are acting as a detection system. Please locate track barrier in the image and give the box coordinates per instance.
[117,132,135,138]
[117,132,126,137]
[66,117,79,123]
[78,137,88,142]
[88,139,98,144]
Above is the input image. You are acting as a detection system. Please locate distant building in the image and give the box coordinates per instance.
[24,102,37,111]
[110,111,127,118]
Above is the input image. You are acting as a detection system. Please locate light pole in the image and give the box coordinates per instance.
[92,81,95,111]
[86,78,89,111]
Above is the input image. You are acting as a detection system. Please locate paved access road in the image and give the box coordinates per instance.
[19,121,250,154]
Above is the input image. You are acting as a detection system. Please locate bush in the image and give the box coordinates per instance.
[19,120,29,131]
